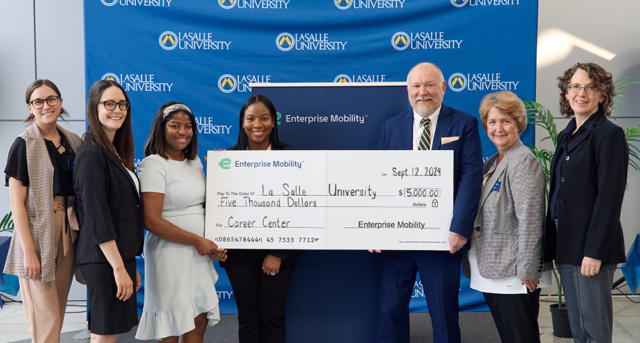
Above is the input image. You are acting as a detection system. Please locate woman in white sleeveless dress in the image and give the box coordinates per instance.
[135,101,227,342]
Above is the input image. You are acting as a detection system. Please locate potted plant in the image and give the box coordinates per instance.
[1,212,15,295]
[0,212,14,234]
[525,77,640,338]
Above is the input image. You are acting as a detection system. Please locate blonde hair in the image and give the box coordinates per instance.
[479,91,527,133]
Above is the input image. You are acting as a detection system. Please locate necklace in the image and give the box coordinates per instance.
[111,143,121,159]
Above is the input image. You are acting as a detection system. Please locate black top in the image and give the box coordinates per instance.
[4,133,76,196]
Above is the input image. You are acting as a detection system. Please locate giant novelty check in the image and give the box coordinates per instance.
[205,150,453,250]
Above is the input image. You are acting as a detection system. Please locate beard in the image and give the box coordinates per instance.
[413,104,437,117]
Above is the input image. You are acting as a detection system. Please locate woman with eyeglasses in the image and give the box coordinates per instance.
[135,101,226,342]
[74,80,144,342]
[3,79,82,342]
[543,62,629,342]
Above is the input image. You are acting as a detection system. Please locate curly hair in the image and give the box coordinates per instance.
[557,62,615,117]
[478,91,527,134]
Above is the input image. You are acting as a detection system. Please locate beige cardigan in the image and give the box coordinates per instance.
[3,123,82,282]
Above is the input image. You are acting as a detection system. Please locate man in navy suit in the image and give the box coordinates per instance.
[376,62,483,343]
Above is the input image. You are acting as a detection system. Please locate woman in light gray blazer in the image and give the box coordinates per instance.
[468,91,551,343]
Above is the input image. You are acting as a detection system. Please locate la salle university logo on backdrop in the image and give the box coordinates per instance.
[218,0,236,8]
[101,0,172,6]
[102,73,173,92]
[451,0,519,7]
[391,32,410,51]
[334,0,352,9]
[218,74,237,93]
[276,33,295,51]
[158,31,231,51]
[391,31,462,51]
[334,74,352,83]
[448,72,520,92]
[450,0,468,7]
[334,73,386,82]
[218,74,271,93]
[276,32,347,51]
[448,73,466,92]
[218,0,290,9]
[102,73,120,83]
[159,31,178,50]
[335,0,406,10]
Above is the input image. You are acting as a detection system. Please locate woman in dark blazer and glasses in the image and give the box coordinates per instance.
[543,62,628,343]
[74,80,144,342]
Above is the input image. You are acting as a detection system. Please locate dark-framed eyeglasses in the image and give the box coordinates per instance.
[567,84,599,95]
[99,100,130,111]
[29,96,59,109]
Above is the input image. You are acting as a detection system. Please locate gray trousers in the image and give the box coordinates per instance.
[558,263,616,343]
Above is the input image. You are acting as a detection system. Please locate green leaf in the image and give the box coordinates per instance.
[0,212,14,233]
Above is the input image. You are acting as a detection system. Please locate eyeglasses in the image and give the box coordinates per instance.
[567,84,599,95]
[99,100,130,111]
[29,96,59,109]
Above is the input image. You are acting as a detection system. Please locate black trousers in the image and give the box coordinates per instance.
[224,250,298,343]
[483,289,541,343]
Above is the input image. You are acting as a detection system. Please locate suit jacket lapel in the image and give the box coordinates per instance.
[401,111,413,150]
[104,149,139,197]
[477,140,522,211]
[478,155,507,211]
[566,114,604,154]
[432,105,451,151]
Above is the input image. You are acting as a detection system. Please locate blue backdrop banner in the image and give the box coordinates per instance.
[84,1,538,341]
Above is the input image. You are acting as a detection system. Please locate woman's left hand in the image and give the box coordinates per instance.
[262,254,282,276]
[209,249,228,262]
[581,256,602,277]
[521,279,539,292]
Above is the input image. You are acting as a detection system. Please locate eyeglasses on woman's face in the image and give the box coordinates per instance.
[567,84,599,95]
[99,100,130,111]
[29,96,59,109]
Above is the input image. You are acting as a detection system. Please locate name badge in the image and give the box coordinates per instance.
[492,181,501,192]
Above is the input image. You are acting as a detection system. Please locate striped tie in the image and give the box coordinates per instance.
[419,118,431,150]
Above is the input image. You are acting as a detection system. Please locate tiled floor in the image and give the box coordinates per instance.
[1,295,640,342]
[0,299,87,343]
[538,295,640,343]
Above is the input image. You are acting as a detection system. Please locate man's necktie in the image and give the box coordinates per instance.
[419,118,431,150]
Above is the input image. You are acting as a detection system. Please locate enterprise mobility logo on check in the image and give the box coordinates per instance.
[218,158,304,170]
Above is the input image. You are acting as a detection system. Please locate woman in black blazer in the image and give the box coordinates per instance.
[74,80,144,341]
[223,95,300,343]
[543,62,628,343]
